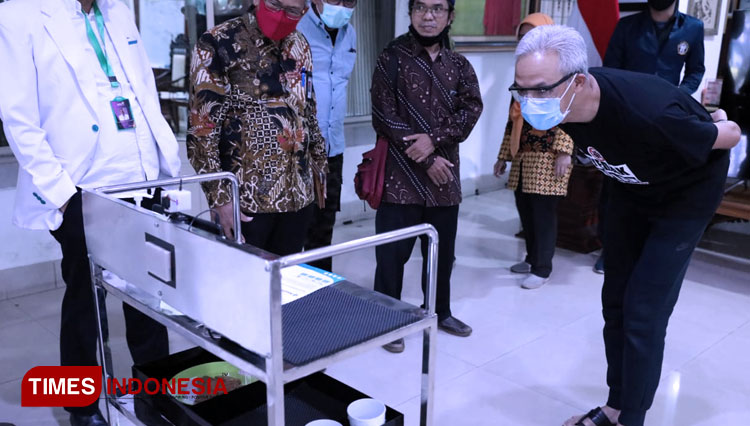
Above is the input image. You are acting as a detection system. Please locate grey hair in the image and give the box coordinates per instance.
[515,25,588,75]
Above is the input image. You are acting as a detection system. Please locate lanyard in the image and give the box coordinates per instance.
[82,2,119,88]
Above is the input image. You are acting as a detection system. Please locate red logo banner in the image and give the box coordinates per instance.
[22,366,102,407]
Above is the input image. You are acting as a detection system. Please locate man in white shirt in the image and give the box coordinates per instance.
[298,0,357,271]
[0,0,181,424]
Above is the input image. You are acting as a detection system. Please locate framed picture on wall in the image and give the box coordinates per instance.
[450,0,532,51]
[688,0,724,35]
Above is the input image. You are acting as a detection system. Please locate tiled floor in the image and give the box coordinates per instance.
[1,190,749,425]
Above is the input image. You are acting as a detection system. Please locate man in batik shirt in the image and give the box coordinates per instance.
[371,0,483,353]
[188,0,327,255]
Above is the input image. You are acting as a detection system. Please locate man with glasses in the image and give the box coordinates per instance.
[188,0,328,256]
[513,25,740,426]
[298,0,357,271]
[371,0,483,353]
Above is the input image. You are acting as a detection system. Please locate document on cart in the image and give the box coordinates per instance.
[281,265,345,305]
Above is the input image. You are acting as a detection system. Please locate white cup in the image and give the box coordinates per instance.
[347,398,386,426]
[305,420,342,426]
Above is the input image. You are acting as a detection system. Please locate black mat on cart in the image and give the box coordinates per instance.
[281,284,422,365]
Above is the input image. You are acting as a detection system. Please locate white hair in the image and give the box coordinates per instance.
[515,25,588,75]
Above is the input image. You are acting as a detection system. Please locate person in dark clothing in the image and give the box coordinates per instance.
[370,0,483,353]
[604,0,705,94]
[512,25,740,426]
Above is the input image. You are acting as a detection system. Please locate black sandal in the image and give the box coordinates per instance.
[575,407,616,426]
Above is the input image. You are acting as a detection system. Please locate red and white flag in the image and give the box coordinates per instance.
[567,0,620,68]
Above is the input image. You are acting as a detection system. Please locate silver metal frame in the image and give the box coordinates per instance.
[87,175,438,426]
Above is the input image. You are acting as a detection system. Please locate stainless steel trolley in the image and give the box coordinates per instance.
[84,172,438,426]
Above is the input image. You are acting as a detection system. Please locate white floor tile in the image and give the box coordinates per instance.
[0,322,59,384]
[676,334,750,398]
[0,379,68,426]
[0,300,31,328]
[396,368,580,426]
[647,369,750,426]
[481,329,609,412]
[325,336,475,407]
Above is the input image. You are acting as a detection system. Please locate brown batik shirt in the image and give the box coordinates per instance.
[188,13,327,214]
[370,33,483,207]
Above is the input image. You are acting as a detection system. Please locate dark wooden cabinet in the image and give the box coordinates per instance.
[0,119,7,147]
[556,164,603,253]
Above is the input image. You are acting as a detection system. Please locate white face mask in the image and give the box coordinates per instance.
[519,77,577,131]
[319,3,354,29]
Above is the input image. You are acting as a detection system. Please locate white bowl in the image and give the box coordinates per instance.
[347,398,386,426]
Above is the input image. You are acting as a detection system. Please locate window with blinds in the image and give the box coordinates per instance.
[345,0,396,118]
[538,0,575,25]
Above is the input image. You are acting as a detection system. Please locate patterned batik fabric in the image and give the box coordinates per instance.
[370,33,484,207]
[498,120,575,196]
[188,13,327,214]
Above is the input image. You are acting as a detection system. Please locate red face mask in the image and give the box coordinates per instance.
[256,0,301,41]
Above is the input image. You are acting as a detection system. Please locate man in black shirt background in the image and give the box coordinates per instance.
[605,0,705,94]
[511,25,740,426]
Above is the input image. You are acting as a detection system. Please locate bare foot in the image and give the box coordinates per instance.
[563,406,621,426]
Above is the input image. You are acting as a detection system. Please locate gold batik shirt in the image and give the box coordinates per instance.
[498,120,574,196]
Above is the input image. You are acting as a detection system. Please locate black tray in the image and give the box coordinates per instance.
[132,347,404,426]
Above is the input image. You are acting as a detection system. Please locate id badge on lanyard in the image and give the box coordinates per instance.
[111,96,135,130]
[84,2,135,130]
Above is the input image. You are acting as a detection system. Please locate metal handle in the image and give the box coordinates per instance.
[271,223,440,315]
[95,172,243,244]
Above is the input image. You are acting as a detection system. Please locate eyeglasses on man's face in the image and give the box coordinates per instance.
[264,0,306,20]
[509,72,579,102]
[325,0,357,8]
[412,3,449,18]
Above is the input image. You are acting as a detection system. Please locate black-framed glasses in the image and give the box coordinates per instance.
[264,0,307,20]
[412,3,449,18]
[509,71,579,101]
[326,0,357,7]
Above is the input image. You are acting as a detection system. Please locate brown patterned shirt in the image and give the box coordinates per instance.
[498,120,574,196]
[187,13,327,214]
[371,33,483,207]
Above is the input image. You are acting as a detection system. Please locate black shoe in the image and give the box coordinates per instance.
[438,316,472,337]
[69,410,107,426]
[382,338,405,353]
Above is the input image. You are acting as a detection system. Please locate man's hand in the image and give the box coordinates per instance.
[212,202,253,242]
[404,134,436,163]
[711,108,728,123]
[60,199,70,214]
[493,160,507,177]
[554,154,572,177]
[426,157,455,186]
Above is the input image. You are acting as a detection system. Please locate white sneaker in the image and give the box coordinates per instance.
[521,274,549,289]
[510,261,532,273]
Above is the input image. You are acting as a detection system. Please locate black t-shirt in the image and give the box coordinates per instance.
[560,67,729,218]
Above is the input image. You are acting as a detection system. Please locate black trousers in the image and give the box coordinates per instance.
[514,188,561,279]
[241,204,314,256]
[305,154,344,271]
[602,196,711,426]
[374,203,458,321]
[50,191,169,415]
